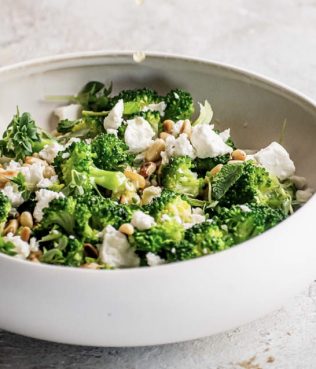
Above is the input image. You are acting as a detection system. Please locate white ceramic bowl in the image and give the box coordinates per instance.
[0,52,315,347]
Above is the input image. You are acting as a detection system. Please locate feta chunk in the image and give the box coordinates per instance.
[37,175,59,189]
[239,204,252,212]
[33,189,65,222]
[172,120,184,137]
[131,210,156,230]
[254,142,295,180]
[125,117,155,153]
[99,225,140,268]
[103,99,124,130]
[141,186,162,205]
[106,128,118,136]
[184,213,206,229]
[191,124,233,158]
[54,104,81,121]
[146,252,166,267]
[219,128,231,143]
[1,183,24,208]
[4,233,30,259]
[173,133,196,158]
[39,142,64,164]
[142,101,167,116]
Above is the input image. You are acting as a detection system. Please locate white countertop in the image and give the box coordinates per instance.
[1,0,316,368]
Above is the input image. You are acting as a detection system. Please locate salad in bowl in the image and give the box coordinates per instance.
[0,82,311,269]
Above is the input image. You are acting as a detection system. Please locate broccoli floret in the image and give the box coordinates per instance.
[129,220,185,261]
[54,141,127,196]
[164,89,194,121]
[91,133,135,171]
[194,154,231,176]
[161,156,203,197]
[0,192,11,232]
[57,116,104,139]
[111,88,161,115]
[218,161,292,214]
[78,194,133,230]
[39,230,85,267]
[34,196,97,242]
[144,189,192,223]
[213,203,285,244]
[0,111,54,160]
[0,236,16,256]
[175,221,233,261]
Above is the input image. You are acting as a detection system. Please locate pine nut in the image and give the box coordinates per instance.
[20,226,31,242]
[119,223,135,235]
[159,132,171,140]
[19,211,33,228]
[180,119,192,137]
[25,156,48,166]
[43,166,56,178]
[124,169,146,189]
[210,164,223,176]
[3,219,19,235]
[139,162,157,178]
[231,149,247,161]
[145,139,166,162]
[163,119,174,133]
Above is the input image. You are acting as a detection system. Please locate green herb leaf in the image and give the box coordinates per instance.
[211,164,244,200]
[0,237,16,256]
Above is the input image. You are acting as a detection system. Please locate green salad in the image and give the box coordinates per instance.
[0,82,312,269]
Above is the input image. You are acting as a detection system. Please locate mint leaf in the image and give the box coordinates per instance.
[212,164,244,200]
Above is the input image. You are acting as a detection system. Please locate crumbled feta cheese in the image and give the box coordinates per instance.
[54,104,81,121]
[141,186,162,205]
[131,210,156,230]
[37,175,58,189]
[64,137,81,149]
[29,237,39,252]
[5,160,21,171]
[39,142,64,164]
[125,117,155,153]
[99,225,140,268]
[184,213,206,229]
[106,128,118,136]
[142,102,167,116]
[62,153,70,159]
[4,233,30,259]
[191,124,233,158]
[219,128,231,143]
[221,224,228,232]
[173,133,196,159]
[254,142,295,180]
[103,99,124,130]
[296,188,313,203]
[33,189,65,222]
[239,204,252,212]
[19,163,46,189]
[192,207,204,215]
[146,252,166,267]
[172,120,183,137]
[1,183,24,208]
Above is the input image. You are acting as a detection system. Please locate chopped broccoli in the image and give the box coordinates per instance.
[161,156,203,197]
[111,88,161,115]
[194,154,231,176]
[0,110,53,160]
[39,230,85,267]
[129,220,185,261]
[78,194,133,230]
[0,236,16,256]
[164,89,194,121]
[57,116,104,139]
[144,189,192,223]
[54,141,127,196]
[213,203,285,244]
[91,133,135,171]
[0,192,11,232]
[218,161,293,214]
[175,221,233,261]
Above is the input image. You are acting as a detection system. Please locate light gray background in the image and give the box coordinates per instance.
[1,0,316,368]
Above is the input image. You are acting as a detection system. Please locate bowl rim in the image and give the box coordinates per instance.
[0,50,315,274]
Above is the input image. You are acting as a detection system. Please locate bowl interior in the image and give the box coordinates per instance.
[0,53,315,186]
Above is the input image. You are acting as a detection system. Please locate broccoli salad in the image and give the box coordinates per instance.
[0,82,312,269]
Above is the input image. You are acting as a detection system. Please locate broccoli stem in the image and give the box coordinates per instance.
[90,167,127,192]
[81,110,109,117]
